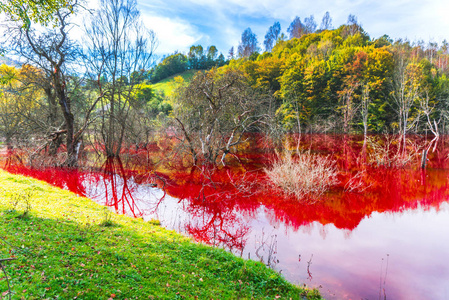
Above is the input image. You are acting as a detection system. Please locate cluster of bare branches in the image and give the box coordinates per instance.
[172,69,273,167]
[265,150,339,202]
[83,0,157,158]
[365,135,423,168]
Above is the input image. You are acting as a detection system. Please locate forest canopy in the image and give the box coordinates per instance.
[222,24,449,135]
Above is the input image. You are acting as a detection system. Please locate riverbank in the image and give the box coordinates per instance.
[0,169,320,299]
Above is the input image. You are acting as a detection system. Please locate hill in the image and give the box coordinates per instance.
[221,25,449,134]
[152,69,198,97]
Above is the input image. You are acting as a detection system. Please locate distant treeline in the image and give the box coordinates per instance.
[150,45,227,83]
[221,21,449,134]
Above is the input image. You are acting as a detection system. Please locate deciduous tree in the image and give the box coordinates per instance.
[84,0,157,158]
[238,28,259,58]
[6,0,94,166]
[390,44,424,149]
[319,11,332,31]
[287,16,305,39]
[304,15,317,34]
[0,0,69,27]
[172,69,271,166]
[264,22,281,52]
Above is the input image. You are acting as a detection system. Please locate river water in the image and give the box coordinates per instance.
[3,135,449,299]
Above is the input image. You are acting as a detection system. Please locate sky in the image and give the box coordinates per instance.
[130,0,449,57]
[2,0,447,61]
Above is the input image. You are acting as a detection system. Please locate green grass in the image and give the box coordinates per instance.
[152,70,198,97]
[0,170,321,299]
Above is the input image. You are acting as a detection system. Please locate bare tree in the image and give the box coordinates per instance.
[426,41,438,64]
[287,16,305,39]
[238,28,259,58]
[263,21,281,52]
[319,11,333,31]
[304,15,317,34]
[390,46,423,150]
[172,69,271,166]
[84,0,157,158]
[360,83,371,141]
[343,14,363,36]
[418,91,440,154]
[338,80,359,134]
[228,46,235,59]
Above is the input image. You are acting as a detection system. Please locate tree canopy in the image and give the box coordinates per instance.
[224,23,449,135]
[0,0,71,27]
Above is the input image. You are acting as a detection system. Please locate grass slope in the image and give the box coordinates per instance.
[152,70,198,97]
[0,170,320,299]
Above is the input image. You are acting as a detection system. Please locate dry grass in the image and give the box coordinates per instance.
[265,151,339,202]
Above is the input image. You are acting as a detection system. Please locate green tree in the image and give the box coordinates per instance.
[188,45,204,69]
[0,0,69,27]
[150,53,187,83]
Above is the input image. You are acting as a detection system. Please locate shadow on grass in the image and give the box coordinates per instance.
[0,210,320,300]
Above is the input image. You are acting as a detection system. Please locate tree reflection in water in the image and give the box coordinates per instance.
[101,157,142,217]
[3,134,449,299]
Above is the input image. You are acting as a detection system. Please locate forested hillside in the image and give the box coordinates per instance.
[222,24,449,134]
[149,45,227,83]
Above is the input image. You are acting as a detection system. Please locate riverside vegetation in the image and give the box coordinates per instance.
[0,170,320,299]
[1,0,448,298]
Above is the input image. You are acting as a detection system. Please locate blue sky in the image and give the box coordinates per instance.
[133,0,449,57]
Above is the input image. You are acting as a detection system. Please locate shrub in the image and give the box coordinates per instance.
[265,151,339,202]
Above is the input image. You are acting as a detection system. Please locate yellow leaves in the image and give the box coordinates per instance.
[173,75,185,85]
[0,64,19,86]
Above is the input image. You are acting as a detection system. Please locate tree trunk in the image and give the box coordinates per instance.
[54,73,77,167]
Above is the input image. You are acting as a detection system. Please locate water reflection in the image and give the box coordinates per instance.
[2,135,449,299]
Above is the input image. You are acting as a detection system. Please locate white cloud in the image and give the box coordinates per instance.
[141,14,201,55]
[136,0,449,55]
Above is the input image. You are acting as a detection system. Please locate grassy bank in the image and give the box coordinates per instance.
[0,170,320,299]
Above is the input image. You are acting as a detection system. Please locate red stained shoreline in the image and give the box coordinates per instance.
[2,134,449,299]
